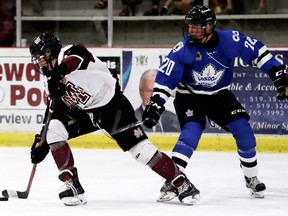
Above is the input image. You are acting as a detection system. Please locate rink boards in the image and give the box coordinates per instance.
[1,47,288,153]
[0,133,288,153]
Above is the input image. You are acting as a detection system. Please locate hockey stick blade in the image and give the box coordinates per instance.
[1,98,56,200]
[0,196,9,201]
[2,163,37,199]
[2,190,28,199]
[111,119,147,135]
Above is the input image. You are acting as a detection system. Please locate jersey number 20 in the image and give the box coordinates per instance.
[159,57,175,76]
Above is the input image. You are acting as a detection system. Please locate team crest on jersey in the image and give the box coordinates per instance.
[62,81,91,108]
[196,52,202,61]
[134,127,144,138]
[192,63,225,88]
[185,109,194,117]
[173,42,184,53]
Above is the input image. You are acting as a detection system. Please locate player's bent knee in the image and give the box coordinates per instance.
[47,119,69,144]
[178,122,202,149]
[129,139,158,165]
[228,117,256,151]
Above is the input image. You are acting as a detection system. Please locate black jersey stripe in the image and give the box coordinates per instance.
[153,87,171,97]
[256,50,270,64]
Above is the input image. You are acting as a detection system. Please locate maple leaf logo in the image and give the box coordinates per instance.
[192,63,225,88]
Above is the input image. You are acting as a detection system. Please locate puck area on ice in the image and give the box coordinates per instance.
[0,197,8,201]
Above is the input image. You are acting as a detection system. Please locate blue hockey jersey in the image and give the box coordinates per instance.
[154,29,283,103]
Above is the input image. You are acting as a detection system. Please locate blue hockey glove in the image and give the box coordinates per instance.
[269,65,288,100]
[142,94,165,128]
[30,134,50,164]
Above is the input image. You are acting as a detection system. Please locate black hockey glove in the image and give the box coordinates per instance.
[47,63,67,97]
[55,63,67,76]
[30,134,50,164]
[142,94,165,128]
[269,65,288,100]
[48,75,66,97]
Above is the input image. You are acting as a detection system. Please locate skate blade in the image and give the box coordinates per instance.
[250,190,265,199]
[157,191,177,202]
[181,194,201,205]
[62,194,87,206]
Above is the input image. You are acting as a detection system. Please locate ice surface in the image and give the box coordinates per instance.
[1,147,288,216]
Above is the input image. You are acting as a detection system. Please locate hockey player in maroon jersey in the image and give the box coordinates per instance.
[29,33,200,206]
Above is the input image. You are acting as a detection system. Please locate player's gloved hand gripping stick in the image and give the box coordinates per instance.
[269,65,288,100]
[1,97,57,199]
[142,94,165,128]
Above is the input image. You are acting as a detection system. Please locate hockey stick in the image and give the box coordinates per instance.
[1,97,57,199]
[2,164,37,199]
[111,119,147,135]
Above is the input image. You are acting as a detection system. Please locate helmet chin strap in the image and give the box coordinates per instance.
[201,30,213,44]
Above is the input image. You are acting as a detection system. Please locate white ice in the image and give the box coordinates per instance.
[1,147,288,216]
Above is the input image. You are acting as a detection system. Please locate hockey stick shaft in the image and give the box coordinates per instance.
[111,119,147,135]
[40,97,57,144]
[2,97,57,199]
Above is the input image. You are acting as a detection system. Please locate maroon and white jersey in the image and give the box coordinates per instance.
[44,44,116,110]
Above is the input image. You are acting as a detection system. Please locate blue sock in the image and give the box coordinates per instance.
[227,117,256,158]
[172,121,202,170]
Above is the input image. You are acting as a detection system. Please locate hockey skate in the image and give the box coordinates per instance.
[58,168,87,206]
[245,176,266,198]
[157,180,179,202]
[171,174,200,205]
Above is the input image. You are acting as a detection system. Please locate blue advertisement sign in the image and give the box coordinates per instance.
[205,50,288,134]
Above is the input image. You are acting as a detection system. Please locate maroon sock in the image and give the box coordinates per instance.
[50,141,75,171]
[148,151,180,181]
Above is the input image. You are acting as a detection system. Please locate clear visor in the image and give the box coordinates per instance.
[31,55,49,75]
[31,55,45,65]
[188,22,213,39]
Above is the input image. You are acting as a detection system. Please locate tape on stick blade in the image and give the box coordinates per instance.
[0,197,8,201]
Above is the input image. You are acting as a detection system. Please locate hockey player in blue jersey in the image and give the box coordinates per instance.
[143,5,288,202]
